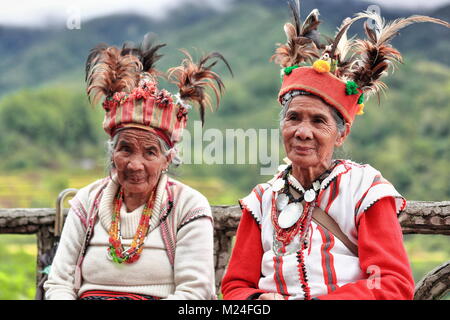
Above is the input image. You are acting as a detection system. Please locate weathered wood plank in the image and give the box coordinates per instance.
[399,201,450,235]
[414,261,450,300]
[0,208,58,234]
[1,201,449,234]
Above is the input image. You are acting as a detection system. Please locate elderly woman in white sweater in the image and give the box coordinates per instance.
[44,36,231,300]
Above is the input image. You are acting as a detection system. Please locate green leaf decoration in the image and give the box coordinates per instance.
[284,65,300,76]
[346,81,359,95]
[358,93,365,104]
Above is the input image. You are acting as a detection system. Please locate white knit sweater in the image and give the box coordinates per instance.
[44,174,215,300]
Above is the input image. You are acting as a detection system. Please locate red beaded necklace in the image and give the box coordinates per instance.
[107,187,156,264]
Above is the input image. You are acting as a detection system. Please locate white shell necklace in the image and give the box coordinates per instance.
[275,162,336,229]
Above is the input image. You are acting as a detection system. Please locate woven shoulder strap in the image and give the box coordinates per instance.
[312,207,359,256]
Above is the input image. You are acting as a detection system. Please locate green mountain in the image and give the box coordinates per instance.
[0,0,449,206]
[1,0,449,96]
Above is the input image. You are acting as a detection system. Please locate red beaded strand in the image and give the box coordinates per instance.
[107,187,156,264]
[271,192,314,300]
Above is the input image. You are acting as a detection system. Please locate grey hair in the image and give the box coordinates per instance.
[279,90,346,134]
[106,131,181,173]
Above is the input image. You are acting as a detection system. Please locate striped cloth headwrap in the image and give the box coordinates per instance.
[86,34,231,148]
[102,73,190,148]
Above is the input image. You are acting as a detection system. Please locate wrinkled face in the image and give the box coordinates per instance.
[282,95,349,169]
[112,128,169,196]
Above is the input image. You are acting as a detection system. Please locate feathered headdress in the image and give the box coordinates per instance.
[85,44,143,106]
[270,0,322,68]
[274,1,450,125]
[121,33,167,79]
[168,50,233,125]
[85,33,232,146]
[350,11,450,98]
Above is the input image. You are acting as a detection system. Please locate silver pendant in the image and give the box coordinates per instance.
[278,202,303,229]
[304,189,316,202]
[272,179,285,192]
[276,193,289,211]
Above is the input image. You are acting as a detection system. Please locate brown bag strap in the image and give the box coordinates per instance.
[312,207,358,256]
[288,186,358,256]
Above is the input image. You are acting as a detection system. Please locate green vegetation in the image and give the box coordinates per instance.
[0,235,36,299]
[1,233,448,300]
[0,0,449,300]
[404,234,450,283]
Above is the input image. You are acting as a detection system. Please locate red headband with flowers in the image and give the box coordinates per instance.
[273,1,450,125]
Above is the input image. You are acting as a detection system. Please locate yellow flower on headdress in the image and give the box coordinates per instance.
[313,59,331,73]
[356,103,365,115]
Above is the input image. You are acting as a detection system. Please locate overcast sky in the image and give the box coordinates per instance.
[1,0,449,27]
[369,0,450,9]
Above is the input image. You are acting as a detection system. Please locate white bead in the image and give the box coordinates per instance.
[304,189,316,202]
[312,181,321,191]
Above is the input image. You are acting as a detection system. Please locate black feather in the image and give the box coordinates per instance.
[120,33,166,74]
[288,0,301,36]
[200,51,234,78]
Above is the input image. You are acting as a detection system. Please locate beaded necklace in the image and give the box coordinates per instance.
[271,161,337,248]
[272,162,337,300]
[107,187,156,264]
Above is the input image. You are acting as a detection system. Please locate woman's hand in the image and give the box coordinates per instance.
[257,292,285,300]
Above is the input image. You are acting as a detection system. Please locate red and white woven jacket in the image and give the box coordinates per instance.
[222,160,415,300]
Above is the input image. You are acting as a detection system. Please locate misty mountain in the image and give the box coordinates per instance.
[0,0,449,96]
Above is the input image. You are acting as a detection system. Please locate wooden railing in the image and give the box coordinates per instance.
[0,200,449,300]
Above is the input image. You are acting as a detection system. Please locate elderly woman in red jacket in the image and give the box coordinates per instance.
[222,4,449,300]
